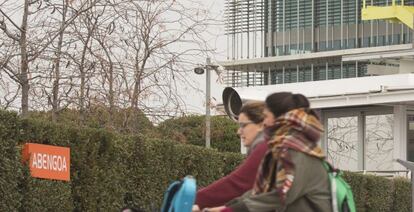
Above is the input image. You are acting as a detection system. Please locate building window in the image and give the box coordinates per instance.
[275,0,283,32]
[362,37,370,47]
[271,69,284,84]
[393,34,401,45]
[304,43,312,52]
[333,40,341,50]
[290,44,298,55]
[327,116,359,171]
[327,65,341,80]
[285,0,298,30]
[372,36,378,47]
[343,0,357,24]
[298,66,312,82]
[313,65,327,81]
[378,35,386,46]
[372,0,387,6]
[403,33,409,44]
[276,46,283,56]
[325,107,395,171]
[315,0,327,27]
[328,0,341,26]
[348,38,356,49]
[357,63,368,77]
[284,68,298,83]
[263,70,269,85]
[299,0,312,28]
[319,42,327,51]
[328,40,333,50]
[365,114,394,170]
[343,63,357,78]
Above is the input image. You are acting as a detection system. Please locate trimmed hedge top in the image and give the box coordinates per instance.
[157,115,240,152]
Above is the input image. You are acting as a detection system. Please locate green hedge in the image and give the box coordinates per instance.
[28,107,155,135]
[122,136,243,210]
[157,115,240,152]
[0,112,22,211]
[19,117,136,211]
[0,110,243,211]
[0,110,412,211]
[343,172,368,212]
[393,178,412,212]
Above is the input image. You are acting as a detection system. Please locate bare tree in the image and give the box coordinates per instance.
[49,0,69,122]
[69,1,106,121]
[0,73,20,110]
[0,0,98,117]
[0,0,217,132]
[112,0,213,121]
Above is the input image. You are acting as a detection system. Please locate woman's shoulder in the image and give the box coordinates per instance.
[250,138,268,154]
[287,150,327,174]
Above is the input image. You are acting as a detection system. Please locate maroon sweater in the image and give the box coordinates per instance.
[195,141,268,209]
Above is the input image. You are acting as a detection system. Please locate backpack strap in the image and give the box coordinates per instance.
[322,161,339,212]
[322,161,357,212]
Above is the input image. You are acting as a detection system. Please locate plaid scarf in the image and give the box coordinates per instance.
[252,108,325,203]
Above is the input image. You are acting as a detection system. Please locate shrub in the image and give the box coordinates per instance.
[19,169,73,212]
[123,137,244,210]
[364,174,394,212]
[19,117,126,211]
[0,109,411,211]
[28,106,155,135]
[392,177,411,212]
[343,172,368,212]
[0,111,22,211]
[157,115,240,152]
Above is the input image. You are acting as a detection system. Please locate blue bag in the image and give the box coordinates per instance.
[160,176,196,212]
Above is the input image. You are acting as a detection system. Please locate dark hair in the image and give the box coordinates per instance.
[239,101,265,124]
[265,92,310,118]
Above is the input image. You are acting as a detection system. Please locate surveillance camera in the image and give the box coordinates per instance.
[194,67,205,75]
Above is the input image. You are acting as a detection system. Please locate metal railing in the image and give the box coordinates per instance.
[353,170,411,178]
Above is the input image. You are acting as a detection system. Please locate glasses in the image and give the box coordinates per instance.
[238,121,254,129]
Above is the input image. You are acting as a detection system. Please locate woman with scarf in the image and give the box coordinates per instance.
[206,92,332,212]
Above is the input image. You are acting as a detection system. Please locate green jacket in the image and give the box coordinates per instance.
[226,150,333,212]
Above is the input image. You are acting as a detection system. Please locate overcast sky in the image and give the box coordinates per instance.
[180,0,228,115]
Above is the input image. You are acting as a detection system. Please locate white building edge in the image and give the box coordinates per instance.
[223,68,414,176]
[220,41,414,177]
[218,0,414,176]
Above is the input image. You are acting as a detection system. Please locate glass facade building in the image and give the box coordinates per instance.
[223,1,414,173]
[265,0,413,57]
[224,0,414,87]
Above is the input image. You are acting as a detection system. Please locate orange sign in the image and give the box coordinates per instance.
[22,143,70,181]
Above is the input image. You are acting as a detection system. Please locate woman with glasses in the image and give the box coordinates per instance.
[193,102,268,211]
[206,92,332,212]
[237,102,266,155]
